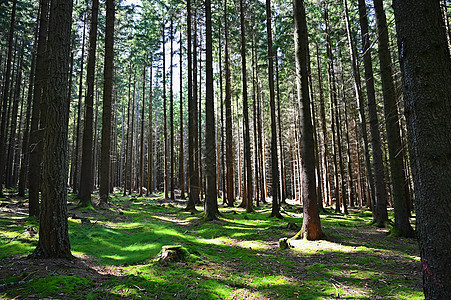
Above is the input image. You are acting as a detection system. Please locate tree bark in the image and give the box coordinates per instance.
[99,0,115,203]
[31,0,73,259]
[28,0,49,216]
[265,0,282,219]
[204,0,219,220]
[373,0,412,233]
[293,0,322,240]
[393,0,451,297]
[79,0,99,207]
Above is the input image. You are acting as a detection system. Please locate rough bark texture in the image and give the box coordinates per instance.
[393,0,451,298]
[204,0,218,220]
[79,0,99,207]
[293,0,322,240]
[99,0,115,202]
[31,0,73,259]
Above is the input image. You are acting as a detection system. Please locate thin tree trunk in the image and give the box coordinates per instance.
[147,62,153,195]
[170,19,175,200]
[79,0,99,207]
[179,31,186,200]
[204,0,219,220]
[28,0,49,216]
[72,15,86,194]
[265,0,282,219]
[139,66,145,197]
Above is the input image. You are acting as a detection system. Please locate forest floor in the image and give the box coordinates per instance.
[0,190,422,299]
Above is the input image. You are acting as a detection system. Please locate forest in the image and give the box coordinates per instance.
[0,0,450,299]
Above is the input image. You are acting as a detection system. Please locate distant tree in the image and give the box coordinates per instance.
[293,0,322,240]
[31,0,73,259]
[393,0,451,297]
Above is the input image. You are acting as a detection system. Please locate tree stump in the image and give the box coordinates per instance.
[157,245,188,262]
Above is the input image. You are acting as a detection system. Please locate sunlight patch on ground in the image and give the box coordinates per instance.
[289,239,357,253]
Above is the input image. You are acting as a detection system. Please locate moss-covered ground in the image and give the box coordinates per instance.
[0,190,422,299]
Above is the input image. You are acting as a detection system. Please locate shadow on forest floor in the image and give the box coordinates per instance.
[0,190,422,299]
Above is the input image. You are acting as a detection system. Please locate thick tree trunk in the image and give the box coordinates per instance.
[147,62,153,195]
[139,66,145,197]
[31,0,73,259]
[293,0,322,240]
[393,0,451,297]
[99,0,115,203]
[79,0,99,207]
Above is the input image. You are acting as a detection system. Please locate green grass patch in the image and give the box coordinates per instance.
[0,195,423,299]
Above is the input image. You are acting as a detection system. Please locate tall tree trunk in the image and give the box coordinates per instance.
[275,54,286,204]
[224,0,234,207]
[31,0,73,259]
[373,0,412,233]
[239,0,253,213]
[294,0,323,240]
[316,44,331,207]
[393,0,451,297]
[170,18,175,200]
[139,66,145,197]
[204,0,219,220]
[265,0,282,219]
[344,0,375,211]
[28,0,49,216]
[252,40,260,206]
[162,22,169,200]
[179,31,186,200]
[99,0,115,203]
[79,0,99,207]
[147,62,153,195]
[186,0,199,210]
[324,4,340,212]
[357,0,387,221]
[0,0,17,196]
[18,29,37,196]
[71,15,86,194]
